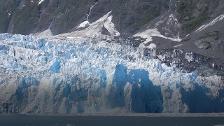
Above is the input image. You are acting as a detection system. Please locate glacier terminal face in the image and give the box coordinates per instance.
[0,33,223,114]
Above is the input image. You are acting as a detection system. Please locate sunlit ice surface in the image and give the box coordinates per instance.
[0,33,223,114]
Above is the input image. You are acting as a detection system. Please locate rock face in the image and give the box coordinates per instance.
[0,0,169,35]
[0,1,202,32]
[0,0,224,35]
[2,0,223,62]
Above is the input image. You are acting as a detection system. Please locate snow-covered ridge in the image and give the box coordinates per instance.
[196,14,224,32]
[69,11,120,38]
[0,33,223,113]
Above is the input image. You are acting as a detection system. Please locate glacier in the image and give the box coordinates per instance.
[0,33,223,114]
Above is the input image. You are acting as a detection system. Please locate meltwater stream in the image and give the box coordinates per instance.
[0,34,223,114]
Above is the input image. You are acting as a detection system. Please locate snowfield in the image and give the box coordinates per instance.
[0,33,223,114]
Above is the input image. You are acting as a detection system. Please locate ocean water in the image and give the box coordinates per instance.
[0,115,224,126]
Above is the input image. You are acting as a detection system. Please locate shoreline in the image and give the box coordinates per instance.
[1,113,224,117]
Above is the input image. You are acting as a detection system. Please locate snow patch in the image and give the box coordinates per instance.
[148,43,157,49]
[35,29,53,38]
[185,52,194,62]
[65,11,120,38]
[77,21,90,29]
[134,28,182,43]
[167,14,179,25]
[173,44,183,48]
[104,16,120,37]
[38,0,45,5]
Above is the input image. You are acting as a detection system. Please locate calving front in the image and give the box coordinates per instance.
[0,33,223,114]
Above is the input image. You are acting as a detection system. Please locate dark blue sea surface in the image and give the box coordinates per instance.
[0,114,224,126]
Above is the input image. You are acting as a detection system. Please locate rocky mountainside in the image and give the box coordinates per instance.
[0,0,169,35]
[1,0,224,63]
[0,0,223,35]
